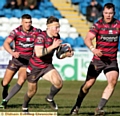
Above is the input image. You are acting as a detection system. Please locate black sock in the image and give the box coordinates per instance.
[98,98,108,110]
[47,85,61,100]
[1,80,9,99]
[2,85,9,99]
[5,83,22,102]
[75,86,87,108]
[22,93,31,108]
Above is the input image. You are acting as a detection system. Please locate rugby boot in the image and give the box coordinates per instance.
[70,105,79,115]
[94,108,105,116]
[45,97,58,110]
[0,99,7,109]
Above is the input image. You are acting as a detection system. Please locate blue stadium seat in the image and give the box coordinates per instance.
[3,8,12,18]
[22,9,33,17]
[32,9,42,19]
[0,36,5,46]
[75,36,85,47]
[0,9,4,17]
[54,10,62,19]
[102,0,112,7]
[43,9,54,18]
[12,9,22,18]
[0,0,7,9]
[114,7,120,19]
[60,37,67,44]
[118,43,120,51]
[44,1,53,8]
[79,2,89,15]
[71,0,82,4]
[38,2,46,10]
[113,0,120,9]
[65,37,75,47]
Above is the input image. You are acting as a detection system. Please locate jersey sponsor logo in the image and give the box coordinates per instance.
[10,63,15,68]
[100,35,118,42]
[26,37,30,42]
[19,41,34,48]
[109,30,113,34]
[37,36,43,43]
[32,75,36,79]
[18,35,24,38]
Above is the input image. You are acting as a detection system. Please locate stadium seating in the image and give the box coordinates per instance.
[12,9,22,18]
[9,17,20,25]
[3,8,13,18]
[0,0,86,49]
[32,9,42,19]
[65,37,75,47]
[0,36,5,46]
[75,36,85,47]
[0,0,6,10]
[69,32,79,39]
[22,9,33,17]
[78,2,90,15]
[59,32,69,39]
[53,10,62,19]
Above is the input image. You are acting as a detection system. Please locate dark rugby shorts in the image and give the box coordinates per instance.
[27,64,55,83]
[87,59,119,78]
[7,57,29,72]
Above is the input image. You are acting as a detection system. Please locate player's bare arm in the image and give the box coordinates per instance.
[35,39,62,58]
[3,37,20,58]
[85,32,103,57]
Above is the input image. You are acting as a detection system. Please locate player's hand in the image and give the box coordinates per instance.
[52,39,62,49]
[92,49,103,57]
[12,52,20,58]
[65,50,74,57]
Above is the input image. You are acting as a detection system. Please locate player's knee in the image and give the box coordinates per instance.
[17,77,26,85]
[108,78,118,88]
[1,80,9,87]
[28,88,37,97]
[54,80,63,89]
[82,83,92,93]
[109,81,117,88]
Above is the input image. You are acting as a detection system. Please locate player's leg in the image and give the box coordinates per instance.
[5,67,27,103]
[95,70,118,116]
[0,69,16,109]
[43,68,63,110]
[22,82,37,113]
[70,61,102,115]
[1,69,15,100]
[70,76,96,115]
[1,58,19,100]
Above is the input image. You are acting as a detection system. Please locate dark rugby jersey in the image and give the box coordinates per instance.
[8,25,41,60]
[28,31,60,69]
[90,18,120,61]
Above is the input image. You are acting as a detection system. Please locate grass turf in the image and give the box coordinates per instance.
[0,79,120,116]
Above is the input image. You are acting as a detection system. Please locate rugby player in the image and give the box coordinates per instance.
[0,14,42,108]
[22,16,74,112]
[70,3,120,116]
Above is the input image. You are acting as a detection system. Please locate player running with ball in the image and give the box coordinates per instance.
[22,16,74,113]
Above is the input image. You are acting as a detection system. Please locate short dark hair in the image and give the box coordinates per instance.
[103,3,115,12]
[22,14,32,19]
[46,16,59,25]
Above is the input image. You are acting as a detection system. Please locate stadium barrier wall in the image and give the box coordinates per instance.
[0,50,120,81]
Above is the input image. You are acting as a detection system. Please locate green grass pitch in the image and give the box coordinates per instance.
[0,79,120,116]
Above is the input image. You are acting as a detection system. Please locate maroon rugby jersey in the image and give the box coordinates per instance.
[90,18,120,61]
[28,31,60,69]
[8,25,41,60]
